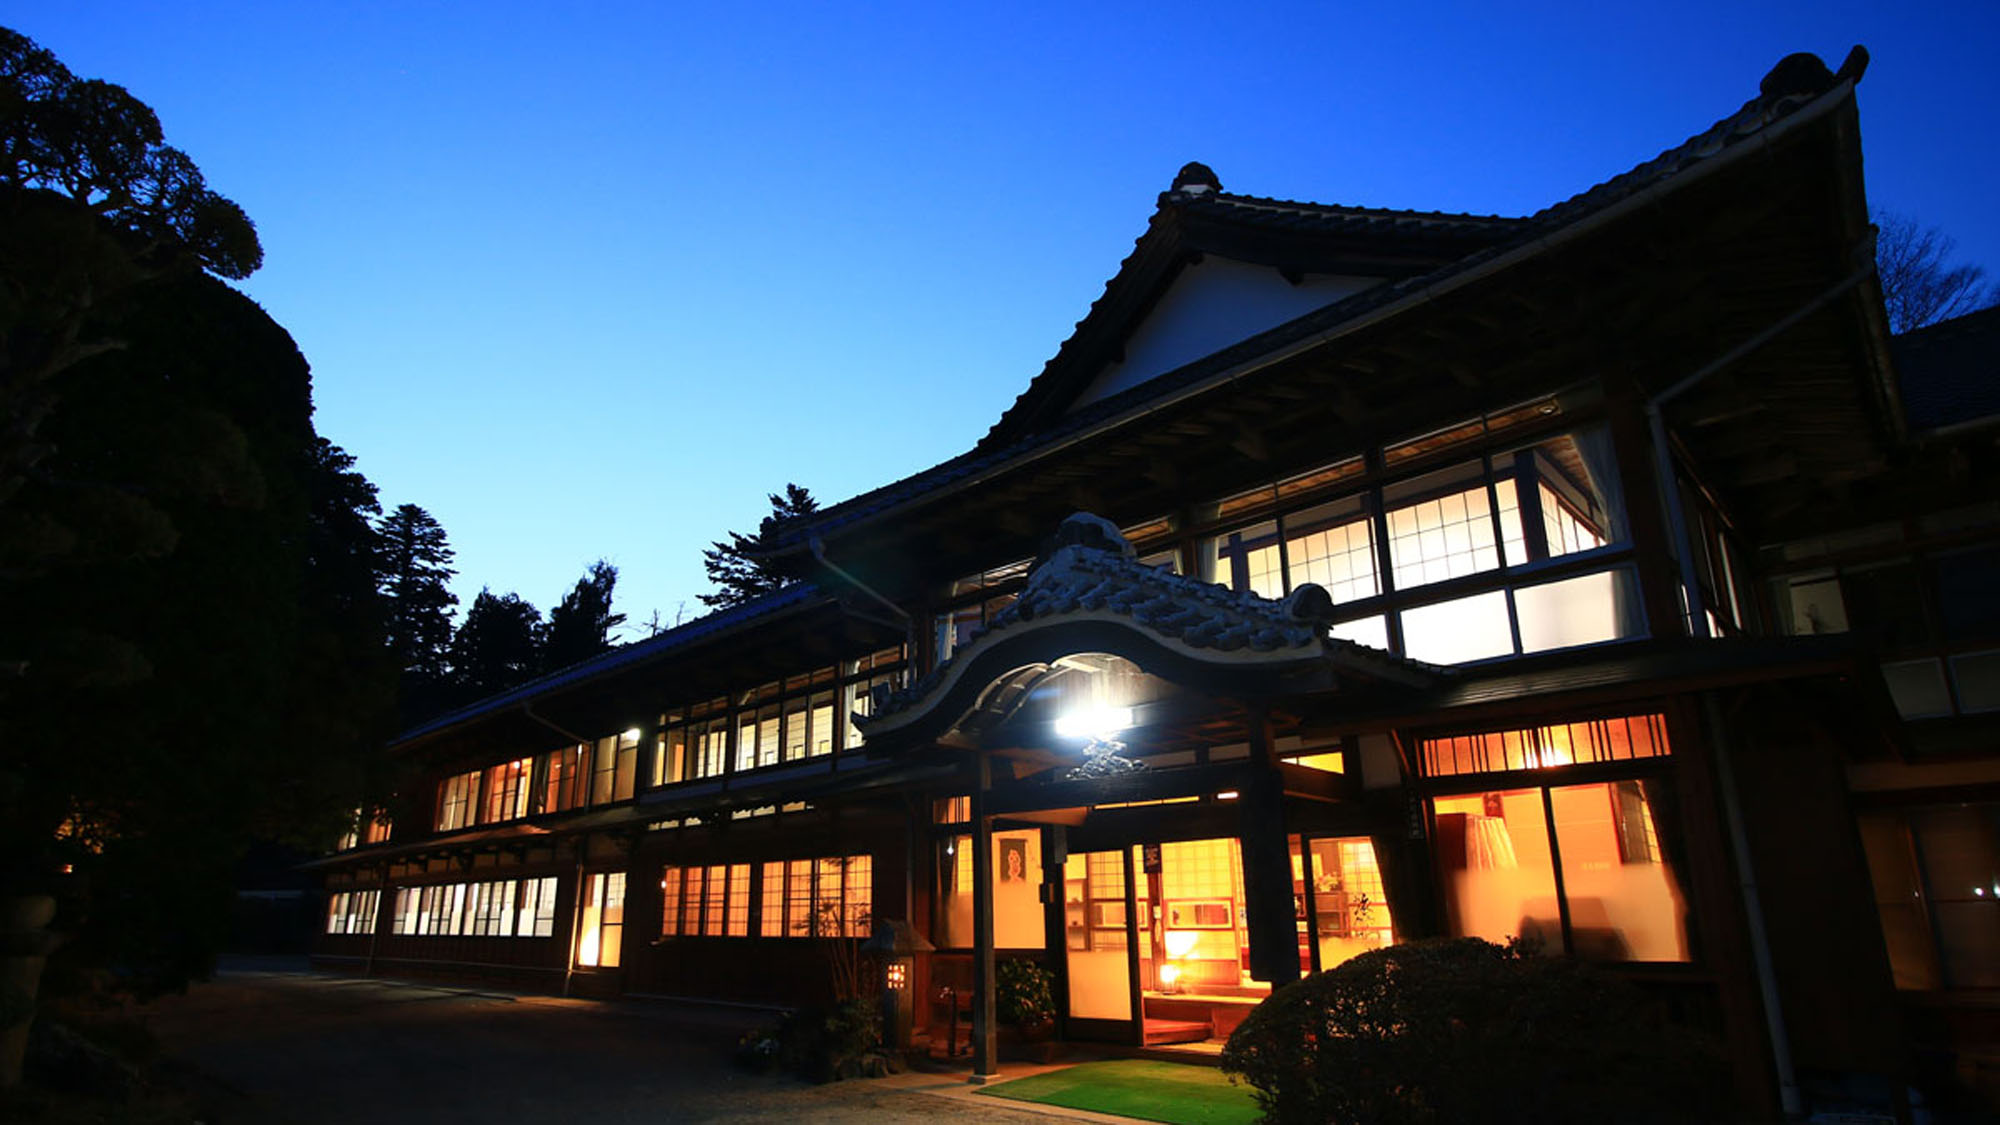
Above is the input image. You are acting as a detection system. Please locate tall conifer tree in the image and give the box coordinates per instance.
[543,559,625,671]
[701,483,816,609]
[374,503,456,716]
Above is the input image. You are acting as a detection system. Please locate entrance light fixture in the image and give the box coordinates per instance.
[1054,704,1133,742]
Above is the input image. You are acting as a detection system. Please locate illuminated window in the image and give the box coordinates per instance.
[1433,782,1689,962]
[1284,497,1380,606]
[1385,470,1524,589]
[1420,714,1671,777]
[592,730,639,804]
[541,743,590,813]
[933,795,971,824]
[663,856,868,939]
[436,771,478,832]
[575,871,626,968]
[324,890,379,935]
[482,758,533,823]
[517,876,557,937]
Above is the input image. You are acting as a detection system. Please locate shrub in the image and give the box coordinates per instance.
[1220,937,1725,1125]
[769,997,895,1082]
[995,958,1055,1027]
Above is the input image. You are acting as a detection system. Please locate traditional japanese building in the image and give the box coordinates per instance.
[312,47,1999,1118]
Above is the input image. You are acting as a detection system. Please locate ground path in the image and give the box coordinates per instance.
[143,960,1128,1124]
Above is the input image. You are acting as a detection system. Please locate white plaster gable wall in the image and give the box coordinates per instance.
[1069,257,1381,411]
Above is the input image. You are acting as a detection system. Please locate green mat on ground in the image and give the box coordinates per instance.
[974,1059,1262,1125]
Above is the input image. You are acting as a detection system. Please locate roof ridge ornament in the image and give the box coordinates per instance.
[1170,161,1221,197]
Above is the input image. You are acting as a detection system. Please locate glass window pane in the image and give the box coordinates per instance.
[1284,496,1379,605]
[939,836,972,947]
[1515,569,1642,653]
[1434,789,1561,952]
[1857,815,1943,990]
[1910,805,2000,988]
[1548,782,1690,962]
[1401,591,1514,664]
[1950,650,2000,713]
[1783,576,1849,636]
[1329,615,1390,652]
[760,862,783,936]
[1384,462,1506,590]
[1882,659,1953,719]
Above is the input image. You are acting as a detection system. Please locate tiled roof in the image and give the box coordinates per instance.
[393,582,824,747]
[1891,304,2000,433]
[1175,191,1521,238]
[763,49,1869,556]
[863,514,1438,730]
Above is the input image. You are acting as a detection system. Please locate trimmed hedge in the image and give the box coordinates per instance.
[1220,938,1725,1124]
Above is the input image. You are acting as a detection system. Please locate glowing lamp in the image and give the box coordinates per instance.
[1055,704,1133,740]
[1157,962,1181,988]
[1164,930,1200,959]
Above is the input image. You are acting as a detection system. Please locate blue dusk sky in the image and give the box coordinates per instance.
[11,2,1998,637]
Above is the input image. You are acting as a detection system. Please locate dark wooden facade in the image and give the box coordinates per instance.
[313,49,1999,1120]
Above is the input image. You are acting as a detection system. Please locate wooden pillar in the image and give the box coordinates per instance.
[970,749,998,1079]
[1239,706,1300,986]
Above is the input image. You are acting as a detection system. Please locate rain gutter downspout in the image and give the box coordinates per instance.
[523,702,593,997]
[523,701,591,747]
[1644,243,1878,641]
[810,536,914,651]
[1645,241,1875,1122]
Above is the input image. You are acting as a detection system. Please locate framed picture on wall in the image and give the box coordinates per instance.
[1000,837,1028,882]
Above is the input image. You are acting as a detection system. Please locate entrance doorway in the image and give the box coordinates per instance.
[1059,833,1396,1048]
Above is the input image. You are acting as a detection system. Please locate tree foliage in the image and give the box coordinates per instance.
[375,503,457,718]
[1875,210,1999,334]
[543,559,625,671]
[701,483,817,609]
[0,25,263,510]
[449,589,545,702]
[0,271,392,994]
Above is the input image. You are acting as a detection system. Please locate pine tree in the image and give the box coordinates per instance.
[700,483,817,609]
[375,503,457,715]
[543,559,625,671]
[449,588,544,702]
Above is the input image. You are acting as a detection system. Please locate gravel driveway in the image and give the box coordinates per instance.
[143,964,1096,1124]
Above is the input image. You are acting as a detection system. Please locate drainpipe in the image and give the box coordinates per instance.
[364,860,387,978]
[1704,692,1804,1120]
[1645,244,1875,1121]
[562,840,586,998]
[523,701,591,746]
[809,537,914,651]
[1644,241,1878,640]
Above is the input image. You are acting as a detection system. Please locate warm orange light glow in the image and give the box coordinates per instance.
[886,961,908,990]
[1164,930,1199,959]
[1157,962,1181,987]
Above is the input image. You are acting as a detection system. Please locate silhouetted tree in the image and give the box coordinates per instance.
[1876,210,1998,333]
[0,270,378,1026]
[0,25,262,509]
[701,483,817,609]
[0,30,332,1085]
[375,503,456,717]
[450,588,544,701]
[276,439,398,840]
[543,559,625,671]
